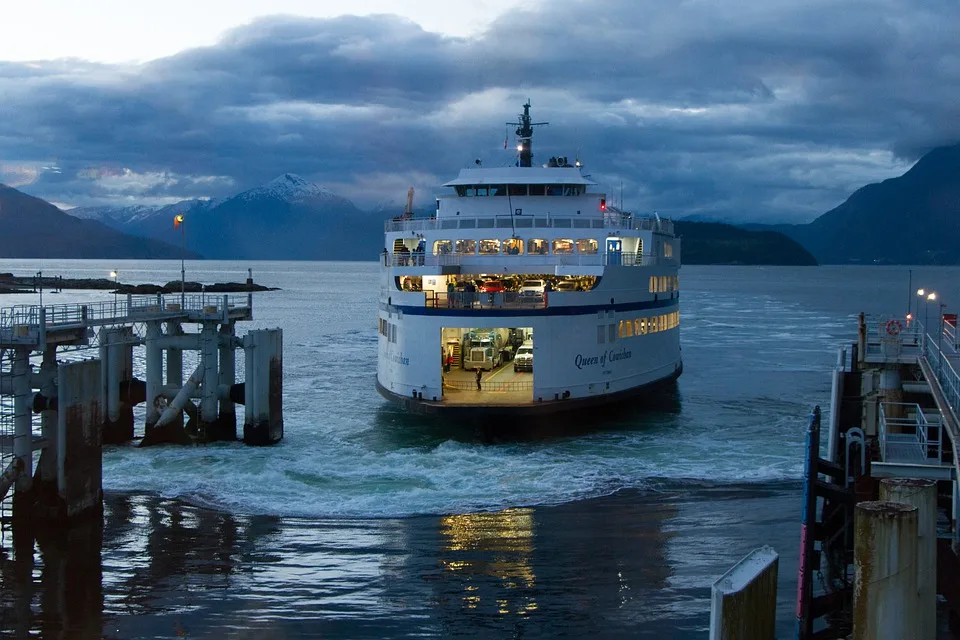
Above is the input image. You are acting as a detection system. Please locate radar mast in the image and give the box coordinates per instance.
[507,101,548,167]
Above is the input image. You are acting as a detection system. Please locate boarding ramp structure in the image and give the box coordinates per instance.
[0,292,282,527]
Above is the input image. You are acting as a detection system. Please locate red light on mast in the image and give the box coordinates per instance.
[600,198,606,211]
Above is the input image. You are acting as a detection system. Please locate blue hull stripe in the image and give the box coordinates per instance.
[381,295,678,317]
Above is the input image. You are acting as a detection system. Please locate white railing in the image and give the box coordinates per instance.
[879,402,944,464]
[385,214,674,235]
[925,336,960,424]
[384,251,678,268]
[1,294,253,337]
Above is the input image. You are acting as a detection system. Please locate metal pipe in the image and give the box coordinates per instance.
[153,365,204,429]
[0,457,22,502]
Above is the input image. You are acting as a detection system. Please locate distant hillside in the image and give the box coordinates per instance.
[72,174,390,260]
[675,221,817,265]
[0,184,198,259]
[762,143,960,264]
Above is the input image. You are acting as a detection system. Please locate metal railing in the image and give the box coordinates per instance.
[1,294,253,346]
[924,336,960,424]
[386,214,674,234]
[385,251,677,268]
[444,379,533,393]
[426,291,547,310]
[879,402,944,464]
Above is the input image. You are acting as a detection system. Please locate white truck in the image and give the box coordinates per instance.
[463,328,511,371]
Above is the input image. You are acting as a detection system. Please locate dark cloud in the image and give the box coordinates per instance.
[1,0,958,220]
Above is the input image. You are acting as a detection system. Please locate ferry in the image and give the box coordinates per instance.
[376,102,682,417]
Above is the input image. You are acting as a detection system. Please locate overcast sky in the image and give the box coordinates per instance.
[1,0,958,221]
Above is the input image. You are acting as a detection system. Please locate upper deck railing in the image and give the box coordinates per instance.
[384,251,678,269]
[385,214,674,235]
[879,401,945,464]
[0,293,253,347]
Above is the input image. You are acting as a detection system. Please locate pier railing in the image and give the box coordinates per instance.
[879,402,944,464]
[385,214,674,234]
[1,294,254,347]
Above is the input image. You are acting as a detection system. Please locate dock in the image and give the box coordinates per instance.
[710,312,960,638]
[0,291,283,526]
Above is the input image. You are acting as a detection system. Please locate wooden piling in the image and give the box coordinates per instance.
[853,501,919,640]
[709,546,779,640]
[243,329,283,445]
[879,478,937,640]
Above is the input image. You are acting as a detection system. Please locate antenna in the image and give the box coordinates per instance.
[506,101,548,167]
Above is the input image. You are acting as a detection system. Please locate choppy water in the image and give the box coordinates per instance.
[2,260,959,638]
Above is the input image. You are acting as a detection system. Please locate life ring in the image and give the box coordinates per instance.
[885,319,904,336]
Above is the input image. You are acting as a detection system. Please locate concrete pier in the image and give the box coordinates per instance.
[709,546,778,640]
[853,501,919,640]
[879,478,937,640]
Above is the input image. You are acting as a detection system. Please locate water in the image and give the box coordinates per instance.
[2,260,959,637]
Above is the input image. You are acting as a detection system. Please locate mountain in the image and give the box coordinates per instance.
[70,174,391,260]
[674,221,817,265]
[764,143,960,264]
[0,184,199,259]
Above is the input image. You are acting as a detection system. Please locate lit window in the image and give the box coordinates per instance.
[527,238,548,254]
[478,239,501,255]
[502,238,523,255]
[433,240,453,255]
[455,239,477,254]
[576,239,598,254]
[552,238,574,254]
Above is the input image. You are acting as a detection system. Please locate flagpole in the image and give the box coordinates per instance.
[180,217,185,307]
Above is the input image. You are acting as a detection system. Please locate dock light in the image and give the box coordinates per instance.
[928,292,937,301]
[917,288,925,296]
[517,144,523,151]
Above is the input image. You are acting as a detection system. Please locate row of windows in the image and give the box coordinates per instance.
[378,318,397,343]
[433,238,630,256]
[455,185,588,197]
[649,276,679,293]
[617,311,680,339]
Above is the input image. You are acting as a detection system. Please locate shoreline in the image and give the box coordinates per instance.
[0,272,279,294]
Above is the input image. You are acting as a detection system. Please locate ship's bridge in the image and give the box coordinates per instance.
[436,166,601,219]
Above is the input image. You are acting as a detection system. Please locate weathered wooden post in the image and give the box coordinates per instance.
[199,321,220,438]
[100,326,135,443]
[243,328,283,445]
[879,478,937,640]
[217,321,237,441]
[853,501,919,640]
[709,546,779,640]
[30,359,103,520]
[11,348,32,497]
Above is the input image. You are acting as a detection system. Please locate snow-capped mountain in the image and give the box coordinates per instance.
[70,199,221,230]
[234,173,343,205]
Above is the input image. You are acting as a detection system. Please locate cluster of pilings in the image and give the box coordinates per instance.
[1,297,283,525]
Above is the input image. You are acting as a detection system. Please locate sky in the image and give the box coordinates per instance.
[1,0,958,222]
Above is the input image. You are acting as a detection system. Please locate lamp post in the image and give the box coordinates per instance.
[916,288,925,321]
[924,292,937,346]
[938,302,948,370]
[110,270,119,314]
